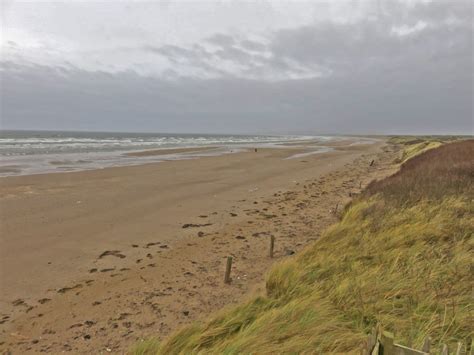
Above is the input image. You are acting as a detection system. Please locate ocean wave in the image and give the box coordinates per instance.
[0,133,324,156]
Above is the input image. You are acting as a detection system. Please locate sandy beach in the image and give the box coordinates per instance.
[0,138,399,353]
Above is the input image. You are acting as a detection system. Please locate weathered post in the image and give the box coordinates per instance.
[269,235,275,258]
[366,327,378,354]
[380,331,394,355]
[224,256,233,284]
[422,337,431,353]
[441,344,449,355]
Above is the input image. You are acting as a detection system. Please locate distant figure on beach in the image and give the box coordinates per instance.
[255,148,258,152]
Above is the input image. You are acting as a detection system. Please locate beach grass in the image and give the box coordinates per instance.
[131,139,473,354]
[131,338,161,355]
[388,135,463,163]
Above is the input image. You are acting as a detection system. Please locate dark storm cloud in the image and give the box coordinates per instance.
[1,0,472,134]
[142,32,316,79]
[2,49,471,135]
[270,18,471,73]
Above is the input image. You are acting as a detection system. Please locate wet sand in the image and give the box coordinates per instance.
[0,139,399,353]
[124,146,217,157]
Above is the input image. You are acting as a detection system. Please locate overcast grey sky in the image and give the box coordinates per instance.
[1,0,472,135]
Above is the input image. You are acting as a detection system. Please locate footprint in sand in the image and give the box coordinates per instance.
[182,223,212,228]
[99,268,115,273]
[12,299,27,307]
[98,250,126,259]
[146,242,161,248]
[57,284,83,294]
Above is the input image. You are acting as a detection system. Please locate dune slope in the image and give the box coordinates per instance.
[137,139,473,354]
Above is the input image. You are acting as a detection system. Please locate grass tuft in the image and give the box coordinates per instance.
[129,338,161,355]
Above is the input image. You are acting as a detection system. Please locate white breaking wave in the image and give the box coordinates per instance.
[0,133,317,156]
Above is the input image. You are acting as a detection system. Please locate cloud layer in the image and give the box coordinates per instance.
[1,0,472,134]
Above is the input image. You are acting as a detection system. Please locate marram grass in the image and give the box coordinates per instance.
[399,141,442,162]
[131,140,473,354]
[132,338,161,355]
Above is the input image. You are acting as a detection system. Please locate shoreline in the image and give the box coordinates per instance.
[0,136,377,178]
[0,138,398,353]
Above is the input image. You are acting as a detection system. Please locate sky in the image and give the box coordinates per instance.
[0,0,472,135]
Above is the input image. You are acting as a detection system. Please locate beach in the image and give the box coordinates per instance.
[0,138,399,353]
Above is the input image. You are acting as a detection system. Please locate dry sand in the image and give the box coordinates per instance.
[0,139,400,353]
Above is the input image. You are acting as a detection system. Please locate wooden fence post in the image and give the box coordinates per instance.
[422,337,431,353]
[380,331,395,354]
[224,256,232,284]
[366,326,378,354]
[269,235,275,258]
[441,344,449,355]
[361,330,465,355]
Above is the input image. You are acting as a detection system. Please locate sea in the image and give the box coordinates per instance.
[0,130,332,177]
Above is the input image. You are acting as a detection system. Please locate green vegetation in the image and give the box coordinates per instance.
[398,140,442,162]
[388,135,461,146]
[132,338,161,355]
[133,139,473,354]
[388,135,462,163]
